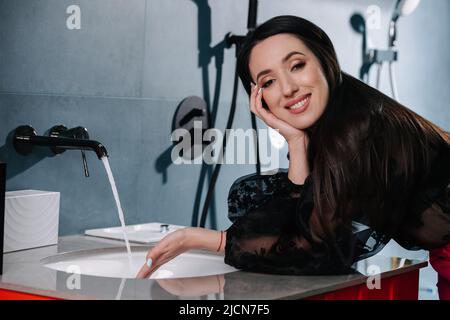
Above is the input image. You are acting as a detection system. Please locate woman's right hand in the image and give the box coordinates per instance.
[135,227,225,279]
[136,228,190,279]
[250,84,307,145]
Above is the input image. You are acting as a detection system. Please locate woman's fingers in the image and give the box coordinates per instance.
[249,83,261,118]
[136,260,152,279]
[135,230,187,279]
[249,84,280,129]
[136,264,151,279]
[135,253,155,279]
[248,84,306,143]
[253,88,306,142]
[136,250,181,279]
[254,88,278,127]
[135,245,164,279]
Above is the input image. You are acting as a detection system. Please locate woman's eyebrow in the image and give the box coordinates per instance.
[283,51,305,62]
[255,51,305,83]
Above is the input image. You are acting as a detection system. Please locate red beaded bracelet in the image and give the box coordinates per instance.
[217,230,224,252]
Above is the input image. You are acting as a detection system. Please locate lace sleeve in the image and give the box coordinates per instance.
[227,169,303,223]
[225,176,359,275]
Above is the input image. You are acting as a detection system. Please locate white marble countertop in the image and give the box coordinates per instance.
[0,235,428,300]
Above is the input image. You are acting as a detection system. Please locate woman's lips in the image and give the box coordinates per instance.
[286,94,311,114]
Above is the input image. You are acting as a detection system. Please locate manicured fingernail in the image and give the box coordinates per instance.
[146,258,153,268]
[257,87,263,94]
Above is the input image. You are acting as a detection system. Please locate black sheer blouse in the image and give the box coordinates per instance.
[224,140,450,275]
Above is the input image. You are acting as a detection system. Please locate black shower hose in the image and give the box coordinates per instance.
[199,63,261,228]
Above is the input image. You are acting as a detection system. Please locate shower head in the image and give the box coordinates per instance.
[392,0,421,21]
[389,0,420,47]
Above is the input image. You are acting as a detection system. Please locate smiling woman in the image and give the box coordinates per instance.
[227,14,450,291]
[137,15,450,299]
[248,33,329,130]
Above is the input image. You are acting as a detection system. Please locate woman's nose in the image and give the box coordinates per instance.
[280,74,299,97]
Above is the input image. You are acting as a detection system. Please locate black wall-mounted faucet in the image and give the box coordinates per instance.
[13,125,108,177]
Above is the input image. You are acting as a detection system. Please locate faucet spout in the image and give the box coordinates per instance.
[16,135,108,159]
[13,125,108,159]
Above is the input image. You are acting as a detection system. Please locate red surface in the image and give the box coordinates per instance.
[429,243,450,300]
[0,288,60,300]
[306,270,419,300]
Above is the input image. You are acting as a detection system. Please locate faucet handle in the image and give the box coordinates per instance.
[49,124,91,177]
[81,150,90,177]
[48,125,68,155]
[13,125,38,155]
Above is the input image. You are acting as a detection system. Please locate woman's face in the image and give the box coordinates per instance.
[249,33,329,130]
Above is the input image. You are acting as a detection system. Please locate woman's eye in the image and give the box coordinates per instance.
[262,79,274,88]
[292,62,306,71]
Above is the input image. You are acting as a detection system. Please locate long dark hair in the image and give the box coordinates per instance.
[237,15,450,247]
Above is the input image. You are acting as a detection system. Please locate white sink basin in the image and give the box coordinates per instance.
[42,246,238,279]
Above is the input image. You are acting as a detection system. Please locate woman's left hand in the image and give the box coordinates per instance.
[136,228,190,279]
[250,84,306,144]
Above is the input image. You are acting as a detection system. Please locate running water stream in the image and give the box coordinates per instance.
[101,156,132,269]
